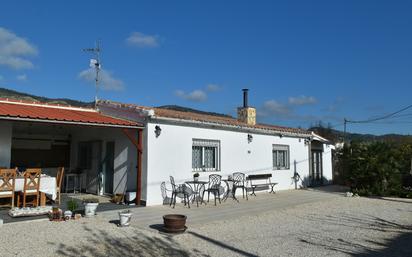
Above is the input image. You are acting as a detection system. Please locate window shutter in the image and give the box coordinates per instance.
[193,139,220,147]
[273,145,289,151]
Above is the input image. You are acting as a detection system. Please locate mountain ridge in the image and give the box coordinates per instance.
[0,87,94,107]
[1,87,409,142]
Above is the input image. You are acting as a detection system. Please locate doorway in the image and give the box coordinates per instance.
[311,150,323,186]
[103,141,115,195]
[79,141,102,194]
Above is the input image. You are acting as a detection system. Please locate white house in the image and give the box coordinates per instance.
[98,89,334,206]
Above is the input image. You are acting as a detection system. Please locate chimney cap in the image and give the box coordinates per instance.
[242,88,249,91]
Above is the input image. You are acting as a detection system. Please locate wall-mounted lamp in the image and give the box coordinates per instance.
[304,138,310,145]
[154,125,162,138]
[247,134,253,143]
[279,134,283,138]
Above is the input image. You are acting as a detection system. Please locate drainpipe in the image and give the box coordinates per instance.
[136,129,143,205]
[307,138,312,188]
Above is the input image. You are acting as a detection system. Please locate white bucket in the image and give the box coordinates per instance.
[119,211,132,227]
[84,203,99,217]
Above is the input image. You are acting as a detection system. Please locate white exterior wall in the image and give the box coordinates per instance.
[70,126,138,195]
[322,144,334,183]
[145,122,311,206]
[0,121,12,168]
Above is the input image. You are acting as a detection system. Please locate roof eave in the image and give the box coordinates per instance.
[0,116,143,129]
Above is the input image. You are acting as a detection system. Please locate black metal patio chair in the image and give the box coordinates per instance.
[169,176,191,208]
[202,174,222,206]
[233,172,248,200]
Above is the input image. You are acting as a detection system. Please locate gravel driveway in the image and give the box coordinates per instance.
[0,190,411,257]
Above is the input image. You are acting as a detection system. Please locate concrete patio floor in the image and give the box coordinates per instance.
[0,193,140,224]
[100,185,348,228]
[0,186,345,225]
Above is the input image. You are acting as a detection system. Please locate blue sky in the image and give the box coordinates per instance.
[1,0,412,135]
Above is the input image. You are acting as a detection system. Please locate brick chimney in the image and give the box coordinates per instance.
[237,89,256,125]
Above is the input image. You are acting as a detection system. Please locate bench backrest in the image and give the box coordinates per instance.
[247,174,272,180]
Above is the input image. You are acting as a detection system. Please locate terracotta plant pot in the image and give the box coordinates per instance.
[112,194,124,204]
[163,214,187,233]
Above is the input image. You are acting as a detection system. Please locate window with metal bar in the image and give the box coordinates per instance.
[192,139,220,172]
[272,144,290,170]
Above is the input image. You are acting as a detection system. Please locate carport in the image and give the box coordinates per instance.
[0,99,144,205]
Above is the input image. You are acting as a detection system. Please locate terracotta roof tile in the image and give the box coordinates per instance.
[99,100,310,135]
[151,107,310,135]
[0,100,141,127]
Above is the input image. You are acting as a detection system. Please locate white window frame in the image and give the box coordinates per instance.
[192,139,221,172]
[272,144,290,170]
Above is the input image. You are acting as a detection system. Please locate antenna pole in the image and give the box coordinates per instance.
[343,118,347,144]
[83,40,101,107]
[94,40,100,105]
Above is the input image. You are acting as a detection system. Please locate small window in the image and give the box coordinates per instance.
[192,139,220,172]
[273,144,290,170]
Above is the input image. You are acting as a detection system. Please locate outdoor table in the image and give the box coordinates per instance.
[14,175,57,206]
[222,179,239,202]
[185,180,208,207]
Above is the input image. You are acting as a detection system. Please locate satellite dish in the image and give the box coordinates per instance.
[89,59,101,69]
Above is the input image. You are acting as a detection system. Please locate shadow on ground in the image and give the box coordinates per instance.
[48,225,209,257]
[298,213,412,257]
[302,184,349,194]
[148,224,258,257]
[187,231,258,257]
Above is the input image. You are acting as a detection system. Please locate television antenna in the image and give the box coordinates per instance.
[83,40,101,106]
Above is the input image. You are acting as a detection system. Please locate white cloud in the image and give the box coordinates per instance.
[206,84,222,92]
[78,68,124,91]
[126,32,159,48]
[260,100,291,116]
[288,95,317,106]
[16,74,27,81]
[175,89,207,102]
[174,84,221,102]
[0,27,37,69]
[258,95,319,121]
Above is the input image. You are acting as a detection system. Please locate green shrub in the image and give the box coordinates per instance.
[338,140,412,198]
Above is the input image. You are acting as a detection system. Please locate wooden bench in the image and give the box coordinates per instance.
[246,174,278,196]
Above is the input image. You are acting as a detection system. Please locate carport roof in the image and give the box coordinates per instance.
[0,99,142,128]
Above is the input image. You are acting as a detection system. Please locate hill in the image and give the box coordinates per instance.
[310,126,412,144]
[0,87,94,107]
[156,105,233,118]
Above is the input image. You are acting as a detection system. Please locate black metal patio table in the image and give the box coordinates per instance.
[222,179,239,202]
[185,180,208,207]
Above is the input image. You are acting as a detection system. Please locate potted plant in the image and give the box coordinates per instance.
[65,199,78,220]
[83,198,99,217]
[67,199,78,212]
[193,172,200,182]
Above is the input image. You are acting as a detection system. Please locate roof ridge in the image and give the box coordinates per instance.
[153,107,235,120]
[98,99,310,135]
